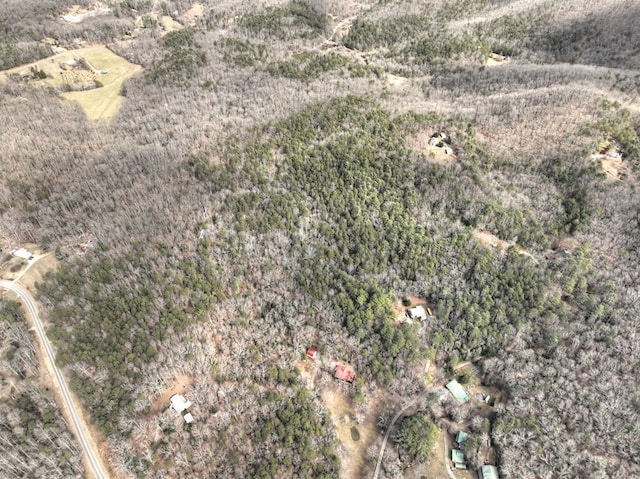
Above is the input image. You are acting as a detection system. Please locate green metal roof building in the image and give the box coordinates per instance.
[451,449,465,464]
[456,431,469,445]
[480,465,500,479]
[446,380,470,402]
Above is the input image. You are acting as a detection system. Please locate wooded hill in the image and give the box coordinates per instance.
[1,0,639,477]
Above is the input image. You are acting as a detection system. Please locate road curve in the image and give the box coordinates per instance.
[0,280,108,479]
[372,387,431,479]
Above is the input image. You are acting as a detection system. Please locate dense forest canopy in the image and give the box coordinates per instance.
[1,0,639,478]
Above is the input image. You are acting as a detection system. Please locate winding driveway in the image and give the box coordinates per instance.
[0,279,108,479]
[372,388,431,479]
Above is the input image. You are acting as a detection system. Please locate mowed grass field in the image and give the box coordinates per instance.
[62,45,143,120]
[1,45,143,121]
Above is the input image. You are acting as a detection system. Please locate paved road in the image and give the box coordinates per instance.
[0,280,108,479]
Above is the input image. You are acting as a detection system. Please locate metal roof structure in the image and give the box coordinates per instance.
[446,380,470,402]
[451,449,465,464]
[456,431,469,445]
[480,465,500,479]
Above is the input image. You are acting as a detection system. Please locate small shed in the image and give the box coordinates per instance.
[306,347,318,360]
[446,380,470,402]
[479,465,500,479]
[451,449,466,465]
[334,365,356,383]
[407,305,427,321]
[456,431,469,445]
[184,412,194,423]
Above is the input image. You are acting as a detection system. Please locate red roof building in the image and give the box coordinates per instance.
[334,365,356,383]
[306,347,318,359]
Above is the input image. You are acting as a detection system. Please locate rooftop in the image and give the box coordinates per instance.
[480,465,500,479]
[407,305,427,321]
[446,380,470,402]
[170,394,192,413]
[451,449,465,464]
[334,365,356,383]
[456,431,469,445]
[12,248,33,260]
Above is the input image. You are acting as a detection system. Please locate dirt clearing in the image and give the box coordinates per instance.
[407,131,457,166]
[149,374,194,415]
[473,229,535,260]
[161,15,184,33]
[182,2,205,26]
[61,3,112,24]
[600,156,628,180]
[473,230,511,251]
[14,252,58,297]
[322,388,381,479]
[486,52,509,67]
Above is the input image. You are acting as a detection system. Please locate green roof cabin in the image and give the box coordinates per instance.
[446,380,470,402]
[479,465,500,479]
[456,431,469,445]
[451,449,465,465]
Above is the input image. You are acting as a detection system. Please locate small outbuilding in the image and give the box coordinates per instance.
[306,347,318,360]
[456,431,469,445]
[12,248,33,260]
[184,412,194,423]
[446,380,470,402]
[334,365,356,383]
[451,448,466,465]
[479,465,500,479]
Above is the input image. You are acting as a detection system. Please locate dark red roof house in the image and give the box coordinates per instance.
[306,347,318,359]
[334,365,356,383]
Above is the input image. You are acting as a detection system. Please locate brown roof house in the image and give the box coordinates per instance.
[334,365,356,383]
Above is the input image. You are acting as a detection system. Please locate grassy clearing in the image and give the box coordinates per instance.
[61,46,143,120]
[321,388,381,479]
[1,45,143,121]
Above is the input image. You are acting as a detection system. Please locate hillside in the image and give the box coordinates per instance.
[1,0,639,478]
